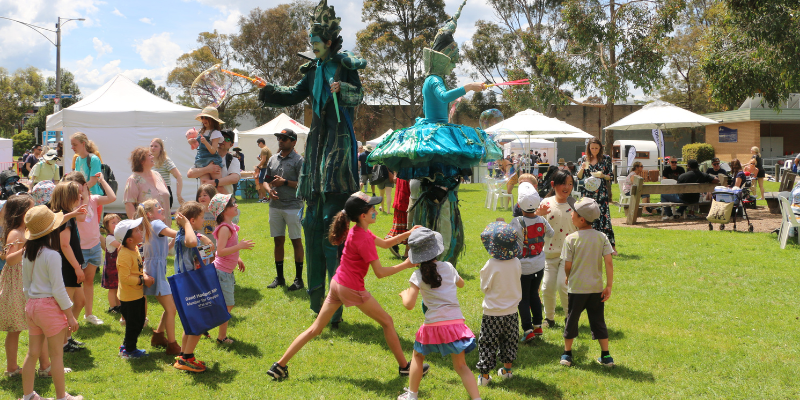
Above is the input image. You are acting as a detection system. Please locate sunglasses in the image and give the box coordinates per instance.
[278,136,294,142]
[224,137,233,142]
[670,161,677,164]
[712,163,720,166]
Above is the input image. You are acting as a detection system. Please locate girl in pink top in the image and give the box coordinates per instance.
[63,171,116,326]
[209,194,253,345]
[266,192,425,381]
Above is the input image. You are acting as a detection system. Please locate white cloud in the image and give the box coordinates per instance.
[135,32,183,67]
[92,37,112,57]
[139,17,154,25]
[112,8,125,18]
[212,10,241,34]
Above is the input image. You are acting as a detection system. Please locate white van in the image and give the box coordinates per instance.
[612,140,659,176]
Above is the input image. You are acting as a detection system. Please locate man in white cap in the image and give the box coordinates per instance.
[29,149,61,185]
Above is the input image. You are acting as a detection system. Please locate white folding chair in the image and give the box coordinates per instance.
[492,183,514,211]
[778,196,800,249]
[617,176,631,212]
[484,178,496,208]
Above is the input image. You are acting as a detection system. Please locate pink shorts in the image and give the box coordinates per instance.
[26,298,68,337]
[324,279,373,307]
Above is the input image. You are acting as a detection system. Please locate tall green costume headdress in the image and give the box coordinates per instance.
[423,0,467,77]
[309,0,342,43]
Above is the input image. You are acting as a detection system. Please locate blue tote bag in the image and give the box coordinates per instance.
[168,248,231,336]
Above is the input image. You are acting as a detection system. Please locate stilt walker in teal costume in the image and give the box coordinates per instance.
[368,0,502,266]
[257,0,365,326]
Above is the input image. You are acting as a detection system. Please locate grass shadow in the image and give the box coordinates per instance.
[303,374,406,398]
[458,270,477,281]
[576,326,626,341]
[62,347,97,371]
[500,375,565,399]
[233,285,263,308]
[126,352,160,373]
[614,253,641,261]
[214,339,263,358]
[74,324,113,340]
[187,362,239,388]
[284,287,309,301]
[329,322,416,354]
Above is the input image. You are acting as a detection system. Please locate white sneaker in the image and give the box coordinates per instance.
[661,216,671,221]
[120,317,126,326]
[477,374,492,386]
[397,388,418,400]
[498,367,513,380]
[84,315,104,325]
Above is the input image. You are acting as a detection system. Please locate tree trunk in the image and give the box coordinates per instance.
[604,98,614,156]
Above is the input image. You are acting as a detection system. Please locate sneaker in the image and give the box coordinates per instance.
[498,367,513,380]
[521,329,536,343]
[267,362,288,380]
[397,388,418,400]
[120,317,126,326]
[477,374,492,386]
[173,356,207,373]
[64,394,84,400]
[107,307,119,314]
[118,345,129,359]
[398,361,430,377]
[597,355,615,367]
[68,337,85,348]
[673,214,681,220]
[545,319,557,329]
[267,278,285,289]
[287,278,304,292]
[533,326,543,337]
[560,354,573,367]
[389,245,402,259]
[18,391,54,400]
[63,342,83,353]
[661,215,671,221]
[120,348,148,359]
[84,314,104,325]
[36,365,72,378]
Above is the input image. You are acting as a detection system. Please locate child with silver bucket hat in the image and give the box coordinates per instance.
[398,228,480,400]
[475,222,522,386]
[559,197,615,368]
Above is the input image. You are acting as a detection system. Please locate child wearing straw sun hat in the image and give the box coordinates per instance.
[190,106,225,193]
[475,221,522,386]
[398,228,481,400]
[20,205,82,400]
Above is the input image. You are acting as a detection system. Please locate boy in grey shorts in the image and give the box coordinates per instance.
[559,197,615,367]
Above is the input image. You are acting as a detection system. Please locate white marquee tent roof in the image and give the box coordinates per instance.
[366,129,394,147]
[236,113,309,170]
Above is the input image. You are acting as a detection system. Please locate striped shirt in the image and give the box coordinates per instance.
[152,157,177,186]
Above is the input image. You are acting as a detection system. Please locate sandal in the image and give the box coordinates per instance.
[4,367,21,378]
[216,337,234,345]
[201,331,211,339]
[37,365,73,378]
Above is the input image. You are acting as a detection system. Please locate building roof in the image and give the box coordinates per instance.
[703,94,800,123]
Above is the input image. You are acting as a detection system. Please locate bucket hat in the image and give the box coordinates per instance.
[480,221,520,261]
[407,228,444,264]
[209,193,233,218]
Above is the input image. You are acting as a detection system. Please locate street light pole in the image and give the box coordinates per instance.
[54,17,84,142]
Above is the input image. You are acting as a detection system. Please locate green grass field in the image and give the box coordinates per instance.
[1,183,799,399]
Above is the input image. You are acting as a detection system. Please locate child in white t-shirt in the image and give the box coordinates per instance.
[559,197,615,368]
[510,183,553,342]
[475,221,522,386]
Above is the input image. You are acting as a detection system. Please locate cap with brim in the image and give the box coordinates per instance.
[231,147,242,152]
[274,129,297,141]
[24,206,65,240]
[43,150,59,161]
[566,196,601,223]
[407,228,444,264]
[209,193,233,218]
[517,182,540,213]
[195,106,225,124]
[350,191,382,206]
[114,217,144,243]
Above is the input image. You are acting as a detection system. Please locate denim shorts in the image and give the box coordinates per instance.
[216,269,235,306]
[81,243,103,269]
[194,153,223,169]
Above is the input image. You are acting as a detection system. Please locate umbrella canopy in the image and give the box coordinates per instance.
[484,109,590,136]
[604,100,719,130]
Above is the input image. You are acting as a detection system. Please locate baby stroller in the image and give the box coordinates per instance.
[707,185,754,232]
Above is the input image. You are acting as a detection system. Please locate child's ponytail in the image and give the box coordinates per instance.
[134,199,158,246]
[328,211,350,246]
[419,259,442,289]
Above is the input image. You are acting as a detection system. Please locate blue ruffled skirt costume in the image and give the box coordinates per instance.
[369,75,501,264]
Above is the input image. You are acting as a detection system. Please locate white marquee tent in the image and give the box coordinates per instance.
[47,74,201,213]
[0,138,12,165]
[366,129,394,147]
[236,113,309,170]
[503,138,557,160]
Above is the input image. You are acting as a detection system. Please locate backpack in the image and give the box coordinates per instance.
[86,154,118,196]
[515,216,546,259]
[371,164,389,184]
[0,170,28,200]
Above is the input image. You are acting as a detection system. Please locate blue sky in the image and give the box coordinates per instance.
[0,0,501,97]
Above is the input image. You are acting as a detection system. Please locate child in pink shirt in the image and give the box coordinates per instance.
[209,194,253,345]
[266,192,425,381]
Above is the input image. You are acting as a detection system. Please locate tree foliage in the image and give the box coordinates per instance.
[12,131,35,155]
[24,69,82,136]
[356,0,447,123]
[700,0,800,109]
[137,77,172,102]
[562,0,683,153]
[0,67,44,137]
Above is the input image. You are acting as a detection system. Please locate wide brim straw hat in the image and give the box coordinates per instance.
[24,205,65,240]
[195,106,225,124]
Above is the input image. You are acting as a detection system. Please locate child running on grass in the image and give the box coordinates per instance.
[209,193,254,345]
[101,214,122,318]
[510,183,553,342]
[115,217,154,359]
[62,171,117,326]
[559,197,615,367]
[398,228,481,400]
[476,221,522,386]
[21,206,82,400]
[135,199,182,355]
[172,201,215,373]
[267,192,428,381]
[540,170,577,329]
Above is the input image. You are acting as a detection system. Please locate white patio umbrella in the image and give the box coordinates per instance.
[604,100,719,180]
[484,109,592,161]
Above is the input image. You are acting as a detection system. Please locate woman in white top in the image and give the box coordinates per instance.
[150,138,185,208]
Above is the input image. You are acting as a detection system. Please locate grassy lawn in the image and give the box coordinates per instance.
[1,183,798,399]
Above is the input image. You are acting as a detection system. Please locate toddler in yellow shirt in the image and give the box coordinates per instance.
[114,217,154,359]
